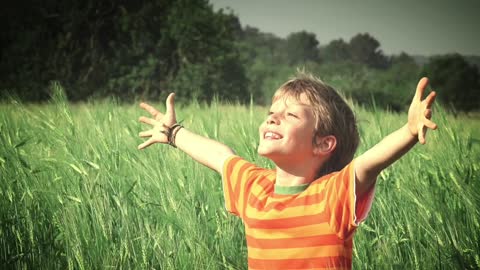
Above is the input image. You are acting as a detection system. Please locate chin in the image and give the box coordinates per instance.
[257,148,271,158]
[257,148,268,157]
[257,147,280,160]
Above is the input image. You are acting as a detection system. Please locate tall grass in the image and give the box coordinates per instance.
[1,86,479,269]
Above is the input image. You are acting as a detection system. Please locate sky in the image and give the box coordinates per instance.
[210,0,480,56]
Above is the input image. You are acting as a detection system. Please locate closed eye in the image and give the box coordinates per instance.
[287,112,299,118]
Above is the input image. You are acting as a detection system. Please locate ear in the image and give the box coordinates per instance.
[313,135,337,156]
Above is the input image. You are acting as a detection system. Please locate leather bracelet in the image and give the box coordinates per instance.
[168,124,183,148]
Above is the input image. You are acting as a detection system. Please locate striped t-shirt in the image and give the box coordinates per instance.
[222,156,375,270]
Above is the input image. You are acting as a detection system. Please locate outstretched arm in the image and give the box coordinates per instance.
[138,93,235,173]
[355,78,438,197]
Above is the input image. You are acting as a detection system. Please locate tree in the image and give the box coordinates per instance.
[165,0,248,102]
[390,52,417,67]
[236,26,286,65]
[284,31,319,65]
[349,33,389,69]
[422,54,480,112]
[320,39,351,62]
[234,26,289,103]
[0,0,249,103]
[365,52,420,111]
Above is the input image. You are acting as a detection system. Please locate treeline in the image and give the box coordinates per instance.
[1,0,479,111]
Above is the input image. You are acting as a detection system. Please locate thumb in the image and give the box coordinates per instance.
[166,92,176,119]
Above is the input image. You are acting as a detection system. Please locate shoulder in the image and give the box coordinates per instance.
[310,160,356,189]
[223,155,271,179]
[223,155,258,171]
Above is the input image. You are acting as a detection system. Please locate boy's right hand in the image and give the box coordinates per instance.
[138,93,177,150]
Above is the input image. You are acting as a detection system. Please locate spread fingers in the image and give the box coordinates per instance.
[139,116,157,125]
[424,118,438,130]
[140,102,161,118]
[139,130,153,138]
[138,138,155,150]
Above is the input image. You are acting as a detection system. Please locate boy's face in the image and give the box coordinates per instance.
[258,94,317,163]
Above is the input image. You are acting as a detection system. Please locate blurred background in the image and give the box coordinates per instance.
[1,0,479,111]
[1,1,479,269]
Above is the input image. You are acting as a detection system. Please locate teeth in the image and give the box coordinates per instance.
[265,132,281,139]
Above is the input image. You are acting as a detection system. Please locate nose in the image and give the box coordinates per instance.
[266,113,280,125]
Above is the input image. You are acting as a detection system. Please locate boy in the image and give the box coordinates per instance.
[138,72,437,269]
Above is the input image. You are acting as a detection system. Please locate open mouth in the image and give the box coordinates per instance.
[264,131,283,140]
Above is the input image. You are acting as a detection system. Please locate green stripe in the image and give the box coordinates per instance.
[274,183,310,195]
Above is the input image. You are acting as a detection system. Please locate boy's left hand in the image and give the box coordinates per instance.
[407,77,438,144]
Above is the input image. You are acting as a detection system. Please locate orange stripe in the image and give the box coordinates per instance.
[223,156,238,214]
[251,168,334,200]
[248,245,351,260]
[338,173,346,190]
[246,185,329,214]
[333,181,348,213]
[250,172,275,195]
[224,181,236,214]
[224,156,257,216]
[246,234,347,249]
[270,193,294,199]
[245,223,334,239]
[225,157,241,213]
[248,256,352,269]
[267,175,331,199]
[249,267,349,270]
[328,166,355,239]
[264,193,326,211]
[309,173,335,190]
[244,212,328,229]
[247,192,268,211]
[225,156,240,176]
[246,195,328,219]
[234,161,253,216]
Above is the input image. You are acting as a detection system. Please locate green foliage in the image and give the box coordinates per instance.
[284,31,320,65]
[0,97,479,269]
[319,34,389,69]
[359,59,420,111]
[234,26,290,104]
[421,54,480,112]
[302,60,418,111]
[348,33,389,69]
[236,29,417,110]
[320,38,351,62]
[165,0,248,103]
[1,1,476,113]
[238,26,287,66]
[0,0,247,103]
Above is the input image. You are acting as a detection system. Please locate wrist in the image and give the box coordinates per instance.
[168,124,183,148]
[403,124,418,142]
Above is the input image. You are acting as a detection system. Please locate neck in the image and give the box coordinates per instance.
[274,157,324,186]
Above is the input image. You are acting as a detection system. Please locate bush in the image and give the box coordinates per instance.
[422,54,480,112]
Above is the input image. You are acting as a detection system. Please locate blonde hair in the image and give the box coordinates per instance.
[273,71,359,177]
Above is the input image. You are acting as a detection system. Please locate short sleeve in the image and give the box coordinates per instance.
[221,156,265,218]
[324,159,376,239]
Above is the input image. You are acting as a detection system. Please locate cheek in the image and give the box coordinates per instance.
[292,127,314,146]
[258,123,268,140]
[258,123,265,135]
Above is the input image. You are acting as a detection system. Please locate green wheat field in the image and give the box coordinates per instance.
[1,87,479,269]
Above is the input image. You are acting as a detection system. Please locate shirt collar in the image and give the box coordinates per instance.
[274,183,310,195]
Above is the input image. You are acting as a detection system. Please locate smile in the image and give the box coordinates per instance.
[264,131,283,140]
